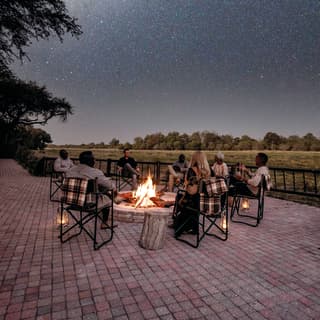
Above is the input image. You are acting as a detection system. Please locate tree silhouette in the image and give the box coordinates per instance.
[0,0,81,65]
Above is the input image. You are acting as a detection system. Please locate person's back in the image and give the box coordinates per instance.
[66,151,117,228]
[174,151,210,235]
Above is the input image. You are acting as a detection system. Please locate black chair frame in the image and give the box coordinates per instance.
[230,175,267,227]
[50,170,64,202]
[59,178,114,250]
[174,189,229,248]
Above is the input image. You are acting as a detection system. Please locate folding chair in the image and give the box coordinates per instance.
[230,174,269,227]
[50,170,64,202]
[173,178,229,248]
[116,169,135,191]
[59,177,114,250]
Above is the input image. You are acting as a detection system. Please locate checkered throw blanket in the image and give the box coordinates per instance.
[200,194,221,214]
[204,177,228,197]
[61,178,89,207]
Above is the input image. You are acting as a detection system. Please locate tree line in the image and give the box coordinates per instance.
[56,131,320,151]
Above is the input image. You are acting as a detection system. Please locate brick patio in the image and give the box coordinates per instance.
[0,159,319,320]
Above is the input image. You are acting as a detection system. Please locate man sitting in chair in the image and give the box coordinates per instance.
[66,151,118,229]
[167,154,188,192]
[117,148,140,190]
[54,149,74,174]
[229,152,270,196]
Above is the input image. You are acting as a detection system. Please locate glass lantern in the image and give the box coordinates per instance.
[56,207,69,227]
[241,198,250,211]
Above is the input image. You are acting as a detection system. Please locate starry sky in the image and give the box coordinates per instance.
[12,0,320,145]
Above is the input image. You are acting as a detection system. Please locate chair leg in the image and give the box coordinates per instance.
[230,196,260,227]
[93,210,114,250]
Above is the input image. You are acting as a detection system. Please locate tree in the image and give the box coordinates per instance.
[0,0,82,65]
[21,127,52,150]
[263,132,282,150]
[0,0,81,157]
[109,138,120,148]
[0,74,73,157]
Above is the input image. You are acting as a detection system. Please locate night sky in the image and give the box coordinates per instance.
[12,0,320,145]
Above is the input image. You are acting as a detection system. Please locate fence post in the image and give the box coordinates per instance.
[106,159,111,176]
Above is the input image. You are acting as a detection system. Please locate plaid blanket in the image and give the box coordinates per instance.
[61,178,89,207]
[200,194,221,214]
[204,177,228,197]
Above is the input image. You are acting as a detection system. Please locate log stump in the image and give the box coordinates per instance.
[139,209,170,250]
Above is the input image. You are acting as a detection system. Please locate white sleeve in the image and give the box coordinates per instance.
[53,158,61,172]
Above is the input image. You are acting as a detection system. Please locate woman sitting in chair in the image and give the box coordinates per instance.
[174,150,211,236]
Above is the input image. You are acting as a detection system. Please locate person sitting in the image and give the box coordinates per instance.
[174,150,211,236]
[54,149,73,174]
[211,151,229,179]
[229,152,270,197]
[66,151,118,229]
[211,151,229,210]
[117,148,140,190]
[167,154,188,192]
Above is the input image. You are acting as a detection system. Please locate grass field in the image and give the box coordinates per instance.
[39,148,320,169]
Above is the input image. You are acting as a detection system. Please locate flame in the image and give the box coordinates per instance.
[241,198,250,210]
[132,174,156,208]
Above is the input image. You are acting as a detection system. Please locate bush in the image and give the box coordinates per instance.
[15,147,43,175]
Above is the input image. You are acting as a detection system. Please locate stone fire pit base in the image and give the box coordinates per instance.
[113,192,176,223]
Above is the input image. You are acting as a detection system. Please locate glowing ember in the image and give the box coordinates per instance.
[132,175,156,208]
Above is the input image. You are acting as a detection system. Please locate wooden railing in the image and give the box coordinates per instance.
[41,157,320,198]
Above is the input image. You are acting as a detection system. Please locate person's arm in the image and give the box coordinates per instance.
[96,171,117,192]
[222,163,229,177]
[54,158,67,172]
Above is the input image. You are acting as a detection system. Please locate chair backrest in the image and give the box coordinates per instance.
[257,174,271,201]
[199,178,228,214]
[61,177,94,207]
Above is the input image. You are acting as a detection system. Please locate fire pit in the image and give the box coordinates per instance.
[113,175,176,222]
[113,175,177,249]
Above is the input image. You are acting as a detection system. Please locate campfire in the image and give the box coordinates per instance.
[132,175,156,208]
[118,174,174,208]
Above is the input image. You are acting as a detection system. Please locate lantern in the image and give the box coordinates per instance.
[220,210,228,231]
[241,198,250,211]
[56,207,69,227]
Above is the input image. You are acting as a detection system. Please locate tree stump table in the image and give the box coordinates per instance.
[139,208,170,250]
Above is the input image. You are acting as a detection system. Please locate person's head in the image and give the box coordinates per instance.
[59,149,69,160]
[123,148,130,158]
[79,151,95,167]
[256,152,268,167]
[189,151,210,178]
[178,154,186,163]
[215,151,224,164]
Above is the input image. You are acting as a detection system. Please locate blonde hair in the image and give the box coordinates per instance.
[189,151,211,179]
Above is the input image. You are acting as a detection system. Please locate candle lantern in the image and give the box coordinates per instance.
[241,198,250,211]
[56,207,69,227]
[220,210,228,231]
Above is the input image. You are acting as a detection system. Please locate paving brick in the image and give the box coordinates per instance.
[0,159,319,320]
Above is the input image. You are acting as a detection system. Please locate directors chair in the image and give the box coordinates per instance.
[173,178,229,248]
[59,177,114,250]
[230,174,270,227]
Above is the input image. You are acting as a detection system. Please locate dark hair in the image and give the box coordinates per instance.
[123,148,130,153]
[178,154,185,162]
[79,151,95,167]
[257,152,268,165]
[59,149,68,157]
